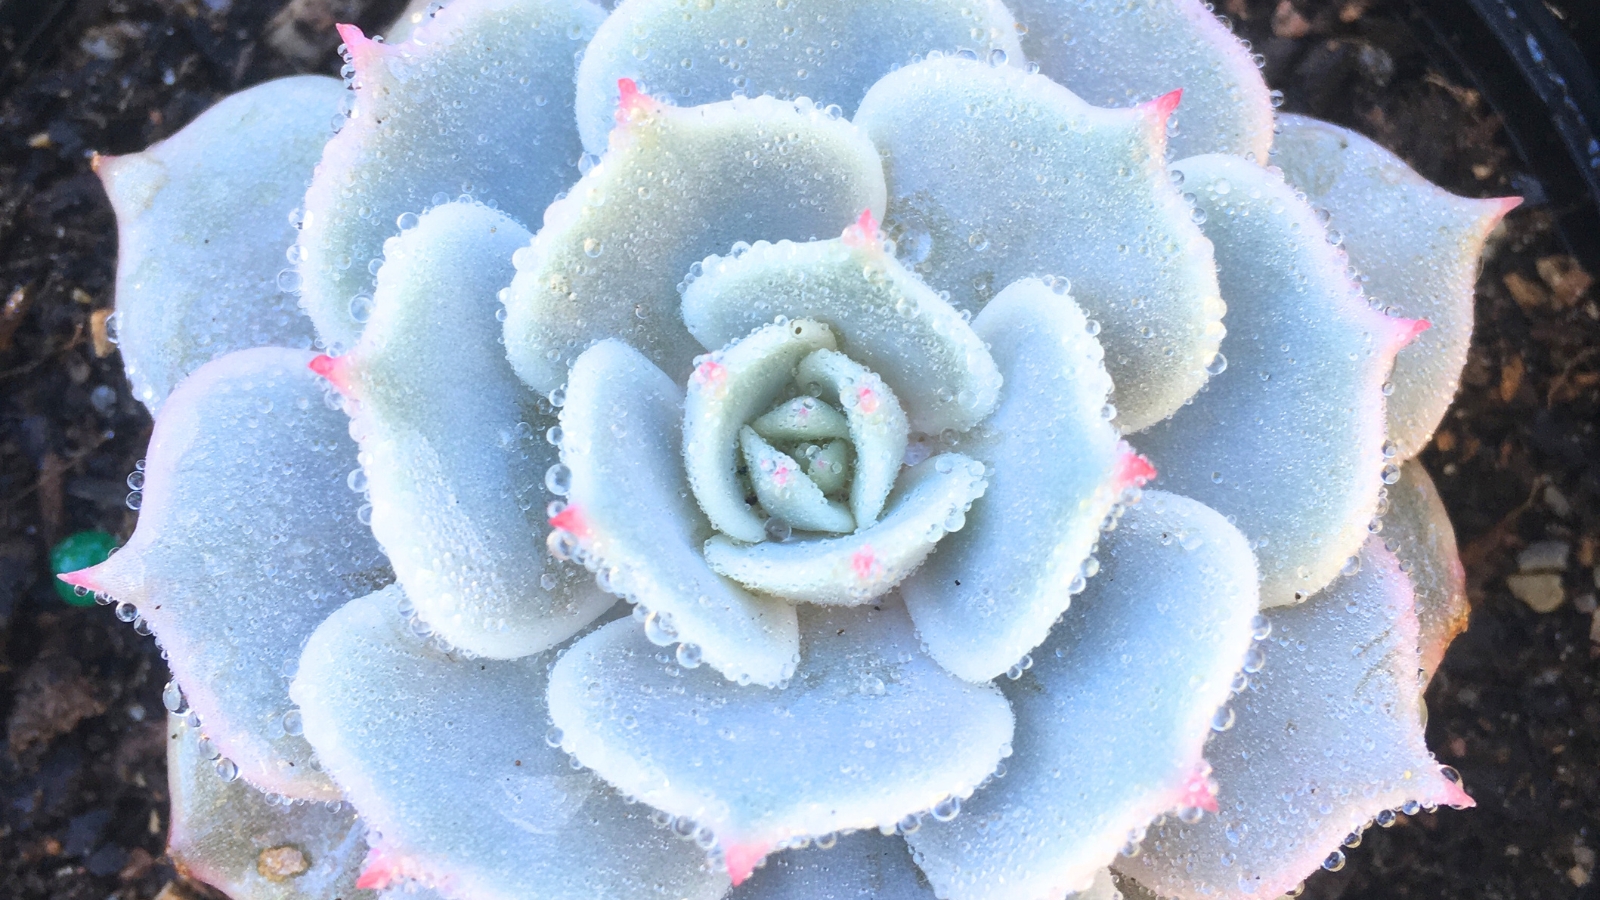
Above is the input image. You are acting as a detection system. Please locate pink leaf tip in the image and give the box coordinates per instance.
[355,848,398,891]
[336,23,391,63]
[308,354,356,397]
[1388,316,1431,351]
[1178,762,1220,813]
[841,208,881,249]
[723,842,770,886]
[548,504,591,539]
[1147,88,1184,120]
[56,567,100,592]
[1113,444,1158,490]
[615,78,659,125]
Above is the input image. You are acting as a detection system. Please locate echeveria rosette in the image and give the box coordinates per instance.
[68,0,1517,898]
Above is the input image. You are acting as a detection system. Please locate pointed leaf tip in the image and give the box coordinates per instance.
[615,77,658,123]
[548,503,591,538]
[842,208,881,248]
[1149,88,1184,120]
[55,568,97,591]
[1177,764,1219,813]
[1115,445,1158,490]
[1389,316,1431,350]
[307,354,355,396]
[725,843,771,886]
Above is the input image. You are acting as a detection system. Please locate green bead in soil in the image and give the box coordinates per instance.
[51,530,118,606]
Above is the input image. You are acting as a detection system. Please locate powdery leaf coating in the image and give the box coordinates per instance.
[291,587,728,900]
[1116,539,1474,900]
[547,599,1015,884]
[683,318,840,543]
[1384,460,1468,683]
[572,0,1025,155]
[1006,0,1274,160]
[682,226,1003,434]
[1274,115,1518,461]
[62,348,388,800]
[296,0,604,351]
[739,427,855,534]
[558,339,800,686]
[166,716,374,900]
[1137,154,1419,608]
[900,278,1129,683]
[97,76,335,411]
[704,453,988,605]
[318,202,613,660]
[796,349,911,529]
[751,395,851,442]
[907,490,1259,900]
[853,57,1224,432]
[728,831,935,900]
[502,88,887,393]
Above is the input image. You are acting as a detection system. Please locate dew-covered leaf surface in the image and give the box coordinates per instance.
[290,587,728,900]
[319,202,612,660]
[572,0,1024,155]
[167,716,374,900]
[907,491,1259,900]
[854,57,1223,432]
[546,599,1014,884]
[1274,114,1516,461]
[728,831,935,900]
[900,278,1128,683]
[794,349,910,530]
[1137,154,1416,608]
[98,75,336,411]
[558,339,800,687]
[1005,0,1274,160]
[1384,460,1468,683]
[502,89,886,394]
[296,0,604,351]
[61,347,388,800]
[1116,538,1473,900]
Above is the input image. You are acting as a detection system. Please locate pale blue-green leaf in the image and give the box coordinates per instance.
[557,340,800,687]
[1136,155,1416,608]
[383,0,443,42]
[1116,539,1474,900]
[796,349,910,528]
[290,587,728,900]
[547,598,1014,882]
[1005,0,1273,160]
[900,278,1127,683]
[296,0,603,351]
[804,439,852,495]
[853,57,1224,431]
[729,832,935,900]
[704,453,988,605]
[907,491,1258,900]
[572,0,1023,154]
[502,91,886,393]
[63,348,387,800]
[740,427,854,534]
[1385,460,1467,683]
[1274,114,1516,460]
[751,396,852,443]
[322,202,613,659]
[97,76,335,411]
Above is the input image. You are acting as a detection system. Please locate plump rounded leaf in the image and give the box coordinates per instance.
[682,226,1003,434]
[572,0,1024,155]
[853,57,1224,431]
[315,202,613,659]
[296,0,604,350]
[502,88,887,393]
[547,599,1014,885]
[1005,0,1273,160]
[98,76,336,411]
[729,832,935,900]
[1136,155,1420,608]
[61,348,387,800]
[704,453,988,604]
[291,587,727,900]
[167,716,374,900]
[558,339,800,687]
[683,319,840,544]
[906,491,1259,900]
[739,427,855,534]
[795,349,910,529]
[1274,115,1518,460]
[1116,538,1474,900]
[1385,460,1468,682]
[900,278,1136,683]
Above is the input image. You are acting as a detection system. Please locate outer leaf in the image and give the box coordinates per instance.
[1274,114,1518,460]
[313,202,612,660]
[1005,0,1274,160]
[853,57,1224,431]
[61,348,387,800]
[547,598,1014,885]
[167,716,374,900]
[296,0,604,350]
[572,0,1024,155]
[291,587,728,900]
[729,832,935,900]
[900,278,1136,683]
[681,223,1003,435]
[1136,155,1420,608]
[97,76,336,411]
[502,87,887,393]
[1117,539,1474,900]
[557,339,800,687]
[1385,460,1468,683]
[906,491,1259,900]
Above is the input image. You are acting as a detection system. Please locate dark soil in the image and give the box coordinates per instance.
[0,1,1595,899]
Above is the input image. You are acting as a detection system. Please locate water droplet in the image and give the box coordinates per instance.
[1211,706,1236,732]
[545,463,572,495]
[396,211,420,231]
[931,795,960,821]
[282,709,304,736]
[675,642,703,668]
[215,758,239,783]
[348,294,374,323]
[764,517,792,542]
[162,681,188,714]
[1322,850,1346,872]
[1205,352,1228,375]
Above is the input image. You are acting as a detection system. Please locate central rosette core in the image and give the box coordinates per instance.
[682,317,989,605]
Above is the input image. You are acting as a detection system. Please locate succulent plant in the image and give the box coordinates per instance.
[65,0,1517,898]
